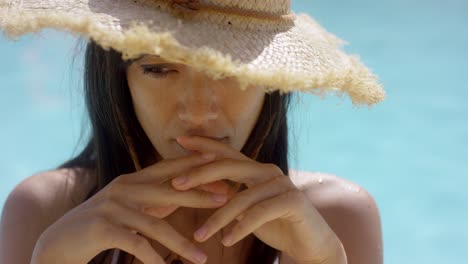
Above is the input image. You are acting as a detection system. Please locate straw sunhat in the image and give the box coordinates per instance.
[0,0,385,106]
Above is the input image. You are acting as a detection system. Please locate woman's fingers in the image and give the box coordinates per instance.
[104,200,208,264]
[172,159,282,190]
[175,136,249,161]
[100,222,165,264]
[193,176,292,242]
[119,152,217,185]
[112,182,228,212]
[195,180,232,195]
[143,205,179,218]
[141,181,232,218]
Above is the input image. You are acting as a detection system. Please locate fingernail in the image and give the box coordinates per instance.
[173,176,187,185]
[194,226,207,241]
[176,136,186,143]
[211,193,227,203]
[193,249,207,264]
[222,231,233,246]
[201,153,215,160]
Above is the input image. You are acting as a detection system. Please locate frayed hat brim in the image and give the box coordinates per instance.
[0,0,385,106]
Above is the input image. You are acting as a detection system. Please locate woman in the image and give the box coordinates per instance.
[0,1,385,264]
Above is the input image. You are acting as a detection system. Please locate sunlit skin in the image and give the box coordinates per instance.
[125,55,266,161]
[125,56,347,263]
[125,54,266,196]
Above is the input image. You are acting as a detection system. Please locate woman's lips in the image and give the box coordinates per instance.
[211,137,228,143]
[173,136,228,144]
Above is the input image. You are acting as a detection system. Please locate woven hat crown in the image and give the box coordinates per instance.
[0,0,386,106]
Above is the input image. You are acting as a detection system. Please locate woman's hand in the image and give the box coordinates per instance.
[32,153,228,264]
[170,135,347,263]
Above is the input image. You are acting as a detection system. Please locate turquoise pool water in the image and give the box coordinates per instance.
[1,0,467,263]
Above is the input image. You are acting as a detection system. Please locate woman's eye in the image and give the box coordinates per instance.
[141,65,176,78]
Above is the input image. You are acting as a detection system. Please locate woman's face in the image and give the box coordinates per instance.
[126,55,265,160]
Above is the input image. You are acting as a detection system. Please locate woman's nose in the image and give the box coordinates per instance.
[178,74,219,125]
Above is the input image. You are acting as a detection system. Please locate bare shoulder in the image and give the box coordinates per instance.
[0,168,95,263]
[288,169,376,210]
[6,167,95,213]
[287,169,383,264]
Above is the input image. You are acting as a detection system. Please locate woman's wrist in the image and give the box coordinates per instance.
[30,239,48,264]
[30,233,56,264]
[290,236,347,264]
[320,239,347,264]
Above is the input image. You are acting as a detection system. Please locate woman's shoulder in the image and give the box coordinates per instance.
[288,169,383,262]
[288,169,380,224]
[0,168,96,263]
[11,167,96,213]
[288,169,375,207]
[50,167,97,208]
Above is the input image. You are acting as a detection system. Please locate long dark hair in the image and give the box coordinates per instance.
[58,39,292,264]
